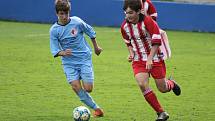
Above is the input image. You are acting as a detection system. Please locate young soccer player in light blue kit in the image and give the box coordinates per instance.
[50,0,104,117]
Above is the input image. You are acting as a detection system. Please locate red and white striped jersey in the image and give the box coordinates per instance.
[121,15,164,62]
[141,0,158,21]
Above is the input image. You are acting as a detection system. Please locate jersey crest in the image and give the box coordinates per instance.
[71,28,78,37]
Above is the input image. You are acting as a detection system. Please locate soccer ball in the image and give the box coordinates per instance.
[73,106,91,121]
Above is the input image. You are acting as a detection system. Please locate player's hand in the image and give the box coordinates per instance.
[127,54,134,62]
[95,46,102,56]
[63,49,72,56]
[146,59,153,70]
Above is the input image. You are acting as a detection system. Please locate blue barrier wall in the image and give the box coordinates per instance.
[0,0,215,32]
[71,0,123,27]
[0,0,56,23]
[153,2,215,32]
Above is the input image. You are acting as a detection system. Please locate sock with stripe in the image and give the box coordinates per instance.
[166,79,175,91]
[144,88,164,113]
[77,89,99,110]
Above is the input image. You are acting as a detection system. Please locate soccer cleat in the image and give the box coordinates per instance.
[172,80,181,96]
[168,76,181,96]
[93,108,104,117]
[156,111,169,121]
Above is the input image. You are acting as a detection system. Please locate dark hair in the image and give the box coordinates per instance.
[55,0,71,13]
[123,0,142,12]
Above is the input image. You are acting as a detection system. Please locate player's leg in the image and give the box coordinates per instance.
[135,72,164,114]
[152,61,181,95]
[132,61,164,114]
[151,62,181,120]
[82,82,93,93]
[64,65,87,103]
[154,78,169,93]
[63,65,103,116]
[148,78,169,121]
[155,77,179,94]
[145,61,169,121]
[151,77,170,121]
[70,80,93,105]
[81,65,104,117]
[167,76,181,96]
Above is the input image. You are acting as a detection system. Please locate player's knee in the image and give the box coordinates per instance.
[157,87,167,93]
[71,84,81,92]
[85,88,93,93]
[83,84,93,93]
[83,86,93,93]
[139,84,148,92]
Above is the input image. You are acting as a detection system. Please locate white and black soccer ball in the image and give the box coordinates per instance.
[73,106,91,121]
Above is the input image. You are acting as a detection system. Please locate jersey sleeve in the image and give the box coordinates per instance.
[121,21,132,47]
[50,27,62,57]
[76,17,96,39]
[144,16,161,46]
[147,0,158,21]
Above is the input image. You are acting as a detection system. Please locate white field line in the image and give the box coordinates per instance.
[24,30,120,38]
[25,33,49,38]
[97,30,120,33]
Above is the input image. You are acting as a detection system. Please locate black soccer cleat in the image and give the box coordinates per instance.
[156,112,169,121]
[168,76,181,96]
[172,80,181,96]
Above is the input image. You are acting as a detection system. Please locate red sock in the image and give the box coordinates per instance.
[144,90,164,113]
[166,80,174,91]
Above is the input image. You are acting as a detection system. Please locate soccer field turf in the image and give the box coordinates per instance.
[0,21,215,121]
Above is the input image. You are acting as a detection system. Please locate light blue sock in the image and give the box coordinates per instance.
[77,89,99,109]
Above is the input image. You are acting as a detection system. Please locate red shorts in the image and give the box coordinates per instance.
[132,60,166,79]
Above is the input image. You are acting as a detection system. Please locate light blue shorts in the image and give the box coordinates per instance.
[63,64,94,84]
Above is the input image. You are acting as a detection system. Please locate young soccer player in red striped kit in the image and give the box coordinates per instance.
[120,0,181,121]
[140,0,158,21]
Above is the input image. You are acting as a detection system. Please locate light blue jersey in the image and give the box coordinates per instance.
[50,16,96,83]
[50,16,96,66]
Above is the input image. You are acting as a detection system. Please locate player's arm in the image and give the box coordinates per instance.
[127,45,134,62]
[57,49,72,56]
[121,24,134,62]
[50,29,61,57]
[144,16,161,69]
[50,28,72,57]
[81,21,103,56]
[146,45,159,69]
[78,17,102,56]
[91,38,102,56]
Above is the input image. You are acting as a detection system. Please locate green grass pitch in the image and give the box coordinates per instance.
[0,21,215,121]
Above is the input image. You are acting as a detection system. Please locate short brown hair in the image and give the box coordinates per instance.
[123,0,141,12]
[142,0,146,3]
[55,0,71,13]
